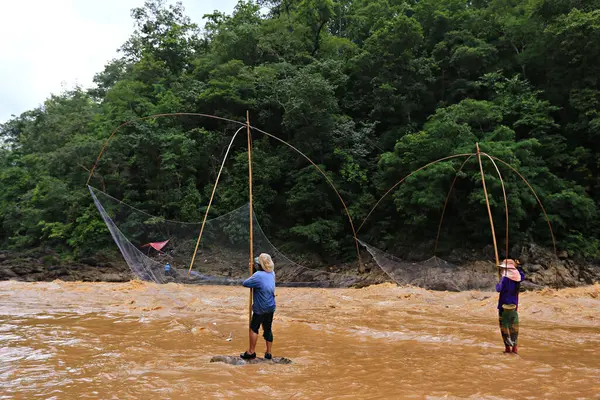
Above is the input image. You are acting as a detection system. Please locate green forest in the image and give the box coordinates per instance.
[1,0,600,265]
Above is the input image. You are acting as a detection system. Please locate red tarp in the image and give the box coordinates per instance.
[141,240,169,251]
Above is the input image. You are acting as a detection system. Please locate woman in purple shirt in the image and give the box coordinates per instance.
[496,259,525,354]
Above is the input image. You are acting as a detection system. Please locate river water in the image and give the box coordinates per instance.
[1,281,599,399]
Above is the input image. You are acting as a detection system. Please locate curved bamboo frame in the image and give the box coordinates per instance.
[482,153,510,265]
[489,155,557,257]
[359,149,557,266]
[86,113,246,186]
[356,153,475,234]
[434,155,474,255]
[250,125,363,268]
[433,152,510,279]
[86,112,362,273]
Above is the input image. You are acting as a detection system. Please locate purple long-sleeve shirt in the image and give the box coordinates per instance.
[496,268,525,310]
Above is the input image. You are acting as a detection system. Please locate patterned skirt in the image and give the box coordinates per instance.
[499,305,519,347]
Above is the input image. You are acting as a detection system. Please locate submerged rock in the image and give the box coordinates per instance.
[210,355,293,365]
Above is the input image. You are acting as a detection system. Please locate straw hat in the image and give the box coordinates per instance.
[254,253,274,273]
[499,259,521,282]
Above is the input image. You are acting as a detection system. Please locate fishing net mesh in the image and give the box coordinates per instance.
[89,186,496,291]
[358,240,495,291]
[89,186,361,287]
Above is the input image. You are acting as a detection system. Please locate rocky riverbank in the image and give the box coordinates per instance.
[1,243,598,290]
[0,251,132,283]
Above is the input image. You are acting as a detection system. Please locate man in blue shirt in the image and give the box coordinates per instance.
[241,253,276,360]
[496,259,525,354]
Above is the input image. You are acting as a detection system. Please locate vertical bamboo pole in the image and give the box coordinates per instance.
[476,143,500,279]
[246,111,254,325]
[187,127,245,276]
[482,153,509,280]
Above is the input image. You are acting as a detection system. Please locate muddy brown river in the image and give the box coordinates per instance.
[1,281,599,399]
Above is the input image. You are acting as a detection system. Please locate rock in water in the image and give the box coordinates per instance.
[210,355,293,365]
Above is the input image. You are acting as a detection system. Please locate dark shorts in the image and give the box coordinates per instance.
[250,311,274,342]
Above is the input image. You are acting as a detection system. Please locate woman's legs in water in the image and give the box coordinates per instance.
[508,311,519,353]
[499,309,510,352]
[499,309,519,353]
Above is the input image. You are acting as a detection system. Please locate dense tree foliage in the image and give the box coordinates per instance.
[1,0,600,263]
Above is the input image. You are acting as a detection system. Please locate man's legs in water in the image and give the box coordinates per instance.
[242,312,273,359]
[247,328,259,354]
[262,312,274,358]
[242,313,262,358]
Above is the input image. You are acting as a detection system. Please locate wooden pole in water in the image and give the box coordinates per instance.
[476,143,501,279]
[246,111,254,326]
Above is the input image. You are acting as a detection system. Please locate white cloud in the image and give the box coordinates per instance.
[0,0,238,123]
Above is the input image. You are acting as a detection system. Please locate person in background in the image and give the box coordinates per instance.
[496,259,525,354]
[240,253,276,360]
[164,262,173,277]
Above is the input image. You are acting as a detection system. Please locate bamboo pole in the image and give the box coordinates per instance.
[476,143,500,278]
[187,126,245,275]
[88,113,362,272]
[246,111,254,326]
[481,153,509,272]
[489,155,557,257]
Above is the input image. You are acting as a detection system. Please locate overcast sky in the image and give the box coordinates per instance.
[0,0,239,124]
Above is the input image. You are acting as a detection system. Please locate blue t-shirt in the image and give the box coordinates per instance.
[242,271,276,315]
[496,268,525,310]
